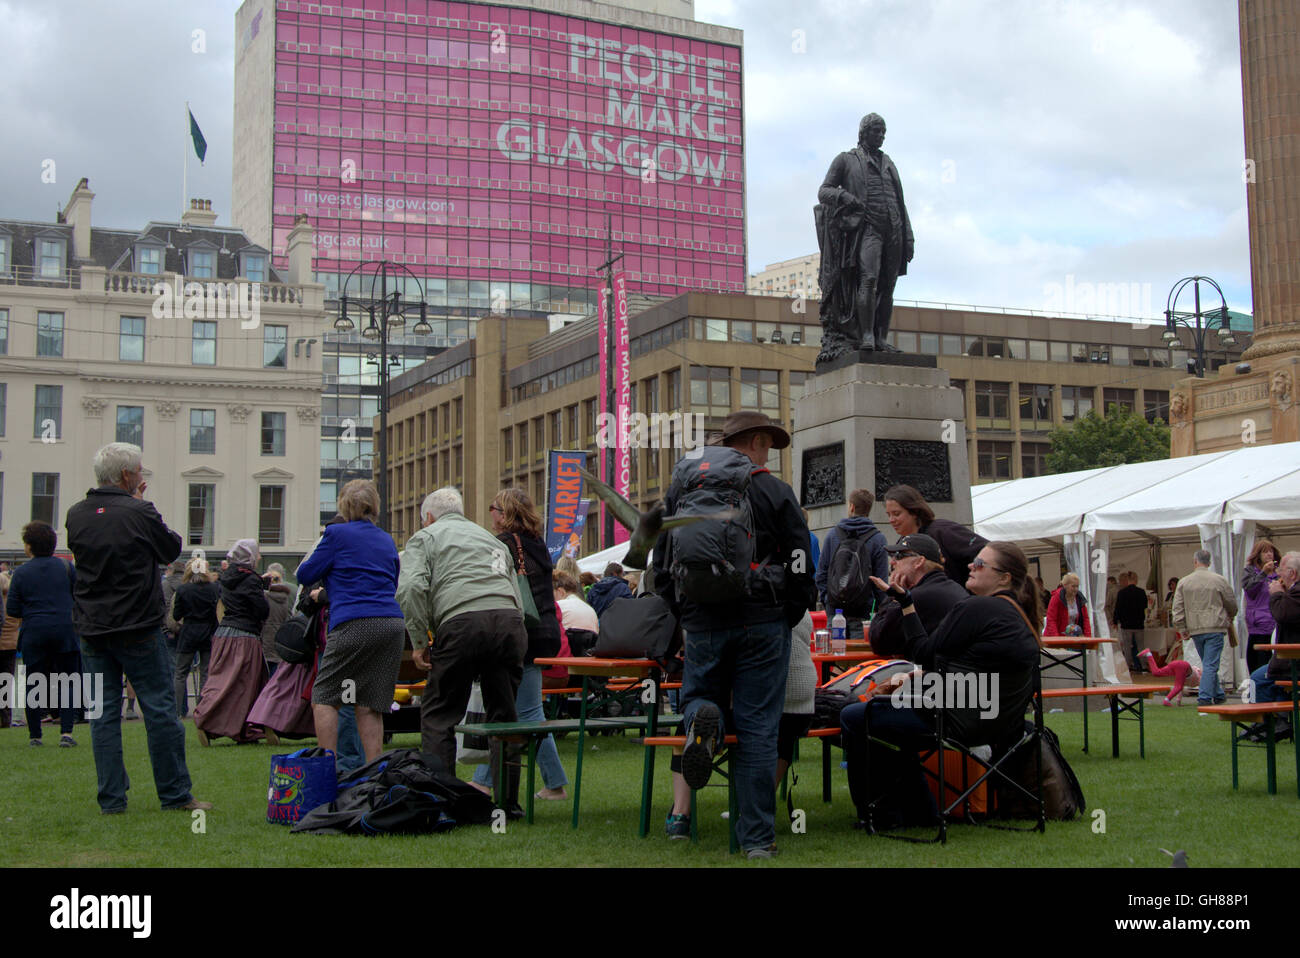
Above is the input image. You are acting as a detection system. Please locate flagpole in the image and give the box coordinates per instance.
[183,101,188,218]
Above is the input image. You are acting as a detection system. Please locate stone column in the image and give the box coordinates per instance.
[1240,0,1300,360]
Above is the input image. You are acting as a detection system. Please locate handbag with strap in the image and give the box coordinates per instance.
[512,533,541,630]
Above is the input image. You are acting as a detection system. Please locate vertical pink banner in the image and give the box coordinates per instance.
[612,271,631,546]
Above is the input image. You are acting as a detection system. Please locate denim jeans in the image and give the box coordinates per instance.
[680,619,790,852]
[841,698,939,825]
[1251,664,1289,704]
[473,663,568,791]
[336,705,364,773]
[22,645,81,738]
[1192,633,1226,704]
[80,629,195,811]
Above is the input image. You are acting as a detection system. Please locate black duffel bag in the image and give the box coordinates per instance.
[592,594,682,670]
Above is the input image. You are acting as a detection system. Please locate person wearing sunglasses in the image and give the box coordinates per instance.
[882,484,987,586]
[867,534,969,657]
[841,541,1041,832]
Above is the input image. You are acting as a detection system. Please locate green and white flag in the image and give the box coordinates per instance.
[189,109,207,164]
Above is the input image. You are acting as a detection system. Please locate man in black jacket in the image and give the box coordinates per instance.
[1113,571,1149,672]
[869,535,969,656]
[652,411,816,859]
[65,443,210,814]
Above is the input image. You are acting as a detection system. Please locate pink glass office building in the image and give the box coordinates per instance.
[233,0,746,312]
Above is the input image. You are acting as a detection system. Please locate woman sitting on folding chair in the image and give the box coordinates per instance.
[841,540,1041,832]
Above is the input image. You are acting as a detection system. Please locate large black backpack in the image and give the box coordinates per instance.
[592,594,683,671]
[274,612,319,665]
[826,526,882,616]
[667,446,757,605]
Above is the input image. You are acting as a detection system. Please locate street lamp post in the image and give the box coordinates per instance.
[333,261,431,532]
[1163,276,1236,378]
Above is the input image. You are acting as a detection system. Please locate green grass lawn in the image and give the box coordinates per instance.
[0,702,1291,868]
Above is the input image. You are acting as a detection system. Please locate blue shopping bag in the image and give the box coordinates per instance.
[267,748,337,825]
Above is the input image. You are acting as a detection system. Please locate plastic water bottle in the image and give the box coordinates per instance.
[831,609,847,655]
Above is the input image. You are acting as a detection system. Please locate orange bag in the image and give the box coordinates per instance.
[921,750,990,816]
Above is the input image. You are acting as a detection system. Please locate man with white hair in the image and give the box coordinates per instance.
[65,443,211,813]
[1172,549,1238,706]
[397,487,527,811]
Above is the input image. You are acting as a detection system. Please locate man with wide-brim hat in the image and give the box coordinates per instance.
[653,409,815,859]
[710,411,791,451]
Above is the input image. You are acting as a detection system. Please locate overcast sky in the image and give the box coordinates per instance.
[0,0,1250,319]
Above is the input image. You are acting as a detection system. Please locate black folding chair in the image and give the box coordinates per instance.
[863,669,1046,844]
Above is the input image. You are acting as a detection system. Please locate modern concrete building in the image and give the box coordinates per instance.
[0,179,327,565]
[382,292,1246,549]
[747,253,821,300]
[232,0,747,523]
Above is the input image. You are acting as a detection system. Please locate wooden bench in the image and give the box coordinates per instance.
[453,716,680,824]
[1038,684,1166,758]
[1197,701,1295,795]
[639,727,841,851]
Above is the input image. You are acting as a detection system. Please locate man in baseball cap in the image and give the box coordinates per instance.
[870,534,969,656]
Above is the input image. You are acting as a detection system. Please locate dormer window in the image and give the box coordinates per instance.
[190,250,215,278]
[38,238,65,278]
[0,234,9,274]
[244,254,265,282]
[138,246,162,274]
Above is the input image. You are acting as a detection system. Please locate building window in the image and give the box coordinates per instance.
[190,250,215,278]
[188,484,215,546]
[502,428,513,469]
[667,368,682,410]
[263,325,287,368]
[120,317,145,362]
[1144,390,1170,424]
[977,441,1014,481]
[192,321,216,365]
[455,398,463,435]
[690,365,732,420]
[941,334,962,356]
[1102,388,1136,414]
[0,236,8,273]
[31,473,59,525]
[0,309,8,354]
[137,246,162,275]
[518,422,528,461]
[115,406,144,447]
[320,480,336,514]
[566,404,578,448]
[533,417,544,460]
[0,383,6,437]
[38,239,64,278]
[584,399,596,441]
[740,369,781,412]
[261,412,286,456]
[34,385,61,439]
[550,410,562,447]
[1021,442,1051,478]
[1028,340,1048,362]
[37,312,64,357]
[974,381,1012,431]
[1018,384,1053,431]
[242,253,266,282]
[1061,386,1094,423]
[258,486,285,545]
[189,408,216,454]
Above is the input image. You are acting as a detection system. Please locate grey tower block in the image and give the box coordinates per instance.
[792,361,973,552]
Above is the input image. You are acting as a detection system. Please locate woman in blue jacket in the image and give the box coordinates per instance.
[7,522,80,747]
[296,479,404,764]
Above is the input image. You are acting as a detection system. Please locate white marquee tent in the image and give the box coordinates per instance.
[971,441,1300,684]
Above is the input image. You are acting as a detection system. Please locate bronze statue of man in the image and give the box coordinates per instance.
[815,113,914,362]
